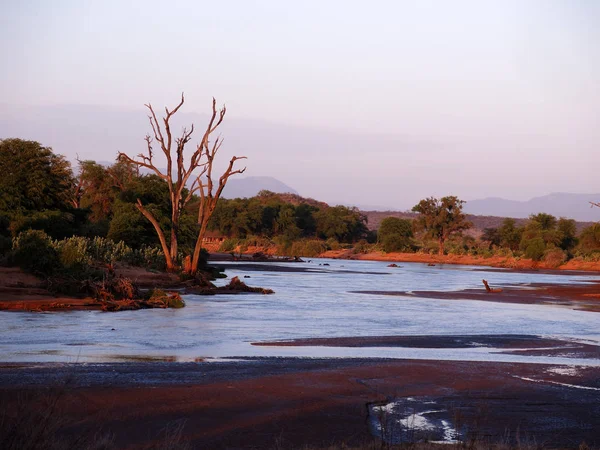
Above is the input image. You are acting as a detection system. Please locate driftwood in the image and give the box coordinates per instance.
[482,279,503,293]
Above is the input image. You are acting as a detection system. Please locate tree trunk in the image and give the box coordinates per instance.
[170,214,179,263]
[438,237,445,255]
[189,221,209,274]
[136,201,175,271]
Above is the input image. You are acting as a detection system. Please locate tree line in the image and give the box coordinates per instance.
[2,138,600,269]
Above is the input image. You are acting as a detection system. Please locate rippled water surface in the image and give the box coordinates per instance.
[1,259,599,363]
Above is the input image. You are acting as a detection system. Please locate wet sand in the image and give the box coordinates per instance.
[1,358,599,448]
[252,334,600,359]
[351,281,600,312]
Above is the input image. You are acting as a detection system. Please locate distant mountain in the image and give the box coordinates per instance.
[221,176,298,199]
[463,193,600,222]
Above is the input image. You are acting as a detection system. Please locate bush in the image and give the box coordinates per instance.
[544,247,567,268]
[290,239,327,257]
[219,238,238,253]
[146,289,185,308]
[54,236,91,269]
[381,234,411,253]
[352,239,372,254]
[12,230,61,275]
[0,235,12,256]
[325,237,341,251]
[88,237,134,264]
[524,238,546,261]
[9,210,87,240]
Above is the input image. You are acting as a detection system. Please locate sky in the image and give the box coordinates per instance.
[0,0,599,209]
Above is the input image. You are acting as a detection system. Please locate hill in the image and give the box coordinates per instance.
[221,176,298,199]
[464,193,600,222]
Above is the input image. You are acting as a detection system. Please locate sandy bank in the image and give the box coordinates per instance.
[350,280,600,312]
[321,249,600,272]
[1,358,599,448]
[0,266,271,312]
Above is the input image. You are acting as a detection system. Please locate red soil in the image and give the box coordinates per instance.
[321,249,600,272]
[1,359,599,448]
[0,266,180,312]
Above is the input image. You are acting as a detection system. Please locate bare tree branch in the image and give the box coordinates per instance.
[113,95,246,273]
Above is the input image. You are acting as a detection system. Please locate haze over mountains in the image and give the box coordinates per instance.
[0,103,597,211]
[221,176,298,199]
[463,193,600,222]
[224,177,600,222]
[180,173,600,223]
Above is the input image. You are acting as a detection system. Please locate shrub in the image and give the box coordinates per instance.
[290,239,327,257]
[54,236,91,269]
[524,238,546,261]
[352,239,372,254]
[544,247,567,268]
[146,289,185,308]
[0,235,12,256]
[12,230,61,275]
[88,236,133,264]
[381,234,411,253]
[326,238,341,251]
[219,238,238,253]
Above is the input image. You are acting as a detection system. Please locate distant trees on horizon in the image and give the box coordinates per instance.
[1,136,600,267]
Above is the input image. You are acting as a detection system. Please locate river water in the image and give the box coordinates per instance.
[1,259,599,364]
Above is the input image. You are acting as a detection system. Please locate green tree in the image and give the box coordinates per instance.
[498,218,522,251]
[74,160,120,223]
[519,213,560,255]
[557,217,577,252]
[578,223,600,254]
[0,138,74,212]
[412,196,471,255]
[314,206,368,243]
[481,227,502,247]
[377,217,413,252]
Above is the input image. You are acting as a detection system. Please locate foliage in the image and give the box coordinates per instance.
[498,218,522,251]
[314,205,368,243]
[557,217,577,252]
[543,247,567,268]
[326,238,341,251]
[378,217,413,253]
[75,160,119,222]
[352,239,372,254]
[381,233,412,253]
[0,138,74,213]
[219,238,239,253]
[378,217,413,241]
[412,196,471,255]
[146,289,185,308]
[481,227,502,247]
[11,230,60,275]
[577,223,600,255]
[523,237,546,261]
[289,239,327,257]
[210,197,367,245]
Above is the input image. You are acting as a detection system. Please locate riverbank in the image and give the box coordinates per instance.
[0,265,272,312]
[322,249,600,272]
[1,357,599,448]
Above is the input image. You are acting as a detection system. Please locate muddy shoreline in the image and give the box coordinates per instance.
[252,334,600,359]
[0,266,272,312]
[1,357,599,448]
[350,280,600,312]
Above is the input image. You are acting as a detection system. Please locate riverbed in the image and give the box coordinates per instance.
[1,259,599,364]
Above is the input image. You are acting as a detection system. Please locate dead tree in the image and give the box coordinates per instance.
[117,94,246,273]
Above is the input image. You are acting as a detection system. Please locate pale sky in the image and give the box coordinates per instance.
[1,0,598,208]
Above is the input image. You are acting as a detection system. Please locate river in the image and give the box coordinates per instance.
[1,259,599,364]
